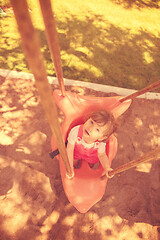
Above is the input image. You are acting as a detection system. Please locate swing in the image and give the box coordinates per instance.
[50,89,131,213]
[11,0,160,214]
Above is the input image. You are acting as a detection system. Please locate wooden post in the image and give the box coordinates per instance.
[10,0,73,178]
[39,0,65,96]
[108,146,160,177]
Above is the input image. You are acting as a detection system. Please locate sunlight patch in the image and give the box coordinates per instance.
[19,131,47,156]
[67,54,103,77]
[143,51,153,64]
[136,162,152,173]
[134,117,143,129]
[149,124,160,135]
[3,212,29,235]
[151,136,160,147]
[40,211,60,234]
[144,39,155,48]
[16,146,31,154]
[0,197,29,234]
[62,213,77,226]
[88,212,99,221]
[0,132,14,145]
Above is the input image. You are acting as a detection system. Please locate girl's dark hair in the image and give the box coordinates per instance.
[89,110,117,140]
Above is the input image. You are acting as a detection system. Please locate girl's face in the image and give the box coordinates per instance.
[83,118,107,144]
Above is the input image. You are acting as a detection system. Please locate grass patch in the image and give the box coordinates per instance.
[1,0,160,91]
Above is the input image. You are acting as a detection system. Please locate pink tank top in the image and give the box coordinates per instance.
[73,125,109,164]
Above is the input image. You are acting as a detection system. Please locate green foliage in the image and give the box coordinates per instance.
[1,0,160,91]
[0,0,11,7]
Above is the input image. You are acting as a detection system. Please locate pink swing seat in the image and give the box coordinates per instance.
[51,89,131,213]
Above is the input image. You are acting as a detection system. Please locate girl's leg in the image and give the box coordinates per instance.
[74,159,82,169]
[88,162,99,169]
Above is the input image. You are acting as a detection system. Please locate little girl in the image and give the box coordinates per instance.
[66,110,117,179]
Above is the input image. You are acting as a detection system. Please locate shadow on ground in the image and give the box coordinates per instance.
[111,0,160,9]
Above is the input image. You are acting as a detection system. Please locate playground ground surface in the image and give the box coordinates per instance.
[0,70,160,240]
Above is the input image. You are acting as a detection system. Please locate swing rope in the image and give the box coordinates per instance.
[38,0,65,96]
[120,79,160,103]
[10,0,73,178]
[108,146,160,177]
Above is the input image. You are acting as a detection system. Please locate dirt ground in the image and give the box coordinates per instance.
[0,71,160,240]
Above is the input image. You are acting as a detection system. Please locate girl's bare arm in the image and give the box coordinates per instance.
[98,152,113,178]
